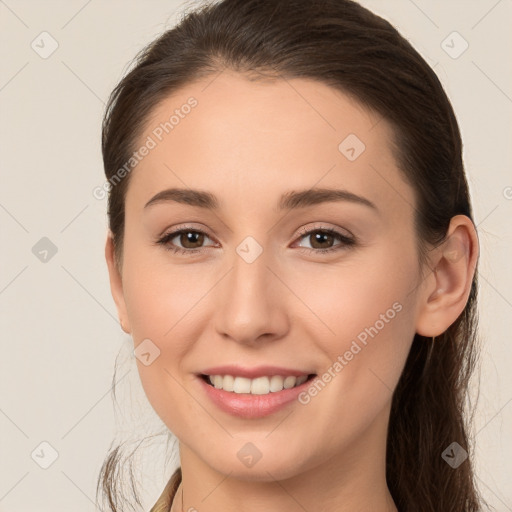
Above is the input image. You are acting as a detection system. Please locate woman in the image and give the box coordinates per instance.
[98,0,485,510]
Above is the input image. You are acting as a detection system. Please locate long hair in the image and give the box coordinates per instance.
[97,1,486,510]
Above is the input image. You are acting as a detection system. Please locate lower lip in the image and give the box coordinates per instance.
[197,375,315,419]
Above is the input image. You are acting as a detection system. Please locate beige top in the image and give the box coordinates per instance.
[149,468,182,512]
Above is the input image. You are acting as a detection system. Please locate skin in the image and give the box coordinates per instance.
[105,70,478,512]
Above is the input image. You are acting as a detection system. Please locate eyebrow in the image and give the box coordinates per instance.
[144,187,378,212]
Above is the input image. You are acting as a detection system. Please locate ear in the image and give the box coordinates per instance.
[105,231,131,334]
[415,215,479,337]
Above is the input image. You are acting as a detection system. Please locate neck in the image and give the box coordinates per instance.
[171,481,397,512]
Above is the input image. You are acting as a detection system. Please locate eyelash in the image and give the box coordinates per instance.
[155,224,356,256]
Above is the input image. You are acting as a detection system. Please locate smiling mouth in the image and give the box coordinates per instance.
[200,373,317,395]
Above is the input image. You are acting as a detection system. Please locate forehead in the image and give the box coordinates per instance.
[126,70,414,221]
[140,70,383,160]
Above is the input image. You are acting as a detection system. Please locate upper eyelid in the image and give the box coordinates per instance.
[162,225,217,243]
[295,223,354,239]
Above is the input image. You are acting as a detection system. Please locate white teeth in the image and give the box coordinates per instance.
[206,374,310,394]
[222,374,235,392]
[296,375,308,386]
[213,375,223,389]
[269,375,285,392]
[233,377,252,393]
[251,376,270,395]
[283,376,296,389]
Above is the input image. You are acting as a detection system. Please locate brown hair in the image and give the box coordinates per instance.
[97,0,487,510]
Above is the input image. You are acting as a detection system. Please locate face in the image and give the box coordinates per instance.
[108,71,427,481]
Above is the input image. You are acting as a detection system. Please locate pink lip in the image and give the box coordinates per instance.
[199,365,312,379]
[196,373,316,419]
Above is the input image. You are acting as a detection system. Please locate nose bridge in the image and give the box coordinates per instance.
[213,238,288,344]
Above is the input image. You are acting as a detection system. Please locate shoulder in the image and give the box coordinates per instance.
[149,467,182,512]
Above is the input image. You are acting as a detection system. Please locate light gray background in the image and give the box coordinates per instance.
[0,0,511,511]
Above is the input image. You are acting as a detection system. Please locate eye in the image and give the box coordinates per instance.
[155,226,217,255]
[294,225,356,254]
[155,224,356,256]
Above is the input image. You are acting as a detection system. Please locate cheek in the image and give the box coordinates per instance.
[290,246,418,411]
[121,244,212,342]
[119,249,216,425]
[289,243,419,346]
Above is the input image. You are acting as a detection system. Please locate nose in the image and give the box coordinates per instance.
[213,245,290,346]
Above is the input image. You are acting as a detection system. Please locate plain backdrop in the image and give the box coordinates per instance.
[0,1,511,511]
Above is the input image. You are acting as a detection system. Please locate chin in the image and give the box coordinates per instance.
[204,451,309,482]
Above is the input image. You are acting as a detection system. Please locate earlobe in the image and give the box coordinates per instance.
[104,231,131,334]
[415,215,479,337]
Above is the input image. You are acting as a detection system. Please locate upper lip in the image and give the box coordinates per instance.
[199,365,314,379]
